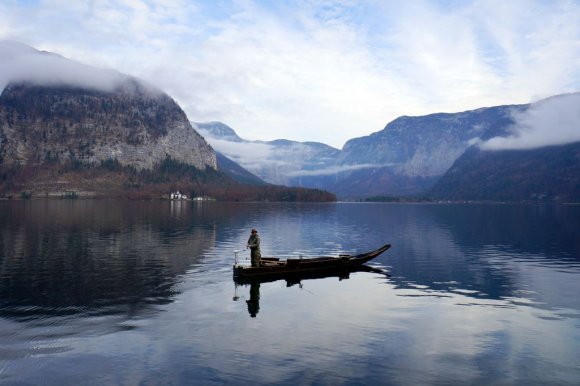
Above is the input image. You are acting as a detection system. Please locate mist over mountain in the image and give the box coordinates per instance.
[427,92,580,202]
[430,142,580,202]
[0,41,132,94]
[0,42,335,201]
[0,41,216,174]
[196,106,521,197]
[479,92,580,151]
[215,152,265,186]
[198,92,580,201]
[3,41,577,202]
[195,122,340,186]
[0,45,216,197]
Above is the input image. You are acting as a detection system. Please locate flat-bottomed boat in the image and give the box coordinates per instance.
[233,243,391,283]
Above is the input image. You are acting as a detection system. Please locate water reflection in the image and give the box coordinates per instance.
[1,201,579,385]
[233,265,390,318]
[0,200,216,323]
[246,282,260,317]
[323,203,580,314]
[220,202,580,318]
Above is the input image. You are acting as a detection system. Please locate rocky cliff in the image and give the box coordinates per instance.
[196,93,579,201]
[0,42,337,201]
[0,81,216,171]
[339,105,521,178]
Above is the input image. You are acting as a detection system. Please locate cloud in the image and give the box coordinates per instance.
[0,1,579,148]
[204,125,394,179]
[206,138,277,170]
[480,93,580,150]
[0,41,125,92]
[287,163,390,177]
[204,134,368,182]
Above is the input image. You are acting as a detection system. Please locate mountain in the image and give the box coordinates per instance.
[429,140,580,202]
[196,121,244,142]
[0,81,216,170]
[0,41,216,173]
[196,105,524,198]
[189,122,266,185]
[0,79,222,197]
[0,41,217,198]
[428,92,580,202]
[215,152,265,186]
[197,92,579,202]
[0,42,335,202]
[195,122,341,186]
[329,105,525,198]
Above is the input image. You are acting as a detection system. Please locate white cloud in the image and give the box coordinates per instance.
[0,1,579,148]
[287,163,390,177]
[0,41,126,92]
[480,93,580,150]
[207,138,276,170]
[204,133,371,182]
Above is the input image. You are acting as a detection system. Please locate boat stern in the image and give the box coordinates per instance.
[233,264,245,278]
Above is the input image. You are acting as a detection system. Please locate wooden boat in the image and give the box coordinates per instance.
[233,243,391,283]
[235,263,390,286]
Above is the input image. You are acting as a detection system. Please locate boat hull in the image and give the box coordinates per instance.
[233,243,391,283]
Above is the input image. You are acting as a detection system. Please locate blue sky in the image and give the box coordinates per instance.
[1,0,579,148]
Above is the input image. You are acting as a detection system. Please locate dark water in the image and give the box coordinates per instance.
[0,201,579,385]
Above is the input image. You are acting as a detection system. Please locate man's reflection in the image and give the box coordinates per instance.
[246,282,260,318]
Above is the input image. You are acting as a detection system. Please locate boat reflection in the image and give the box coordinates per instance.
[245,282,260,318]
[234,265,389,318]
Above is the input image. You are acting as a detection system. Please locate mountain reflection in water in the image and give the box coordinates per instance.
[0,201,579,386]
[0,200,216,323]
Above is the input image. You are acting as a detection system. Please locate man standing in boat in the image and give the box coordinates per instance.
[247,229,261,267]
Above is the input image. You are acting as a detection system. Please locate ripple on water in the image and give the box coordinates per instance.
[1,201,580,386]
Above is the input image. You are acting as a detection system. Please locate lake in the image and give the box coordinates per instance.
[0,200,579,385]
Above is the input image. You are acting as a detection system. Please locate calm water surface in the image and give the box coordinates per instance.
[0,200,579,385]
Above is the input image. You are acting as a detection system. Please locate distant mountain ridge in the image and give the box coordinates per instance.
[195,105,521,197]
[338,105,521,177]
[196,121,244,142]
[197,93,580,201]
[329,104,523,197]
[195,121,340,186]
[430,140,580,202]
[215,152,265,186]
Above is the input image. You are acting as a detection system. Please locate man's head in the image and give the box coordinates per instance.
[251,229,257,234]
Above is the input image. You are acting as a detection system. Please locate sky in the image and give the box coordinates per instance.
[0,0,579,149]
